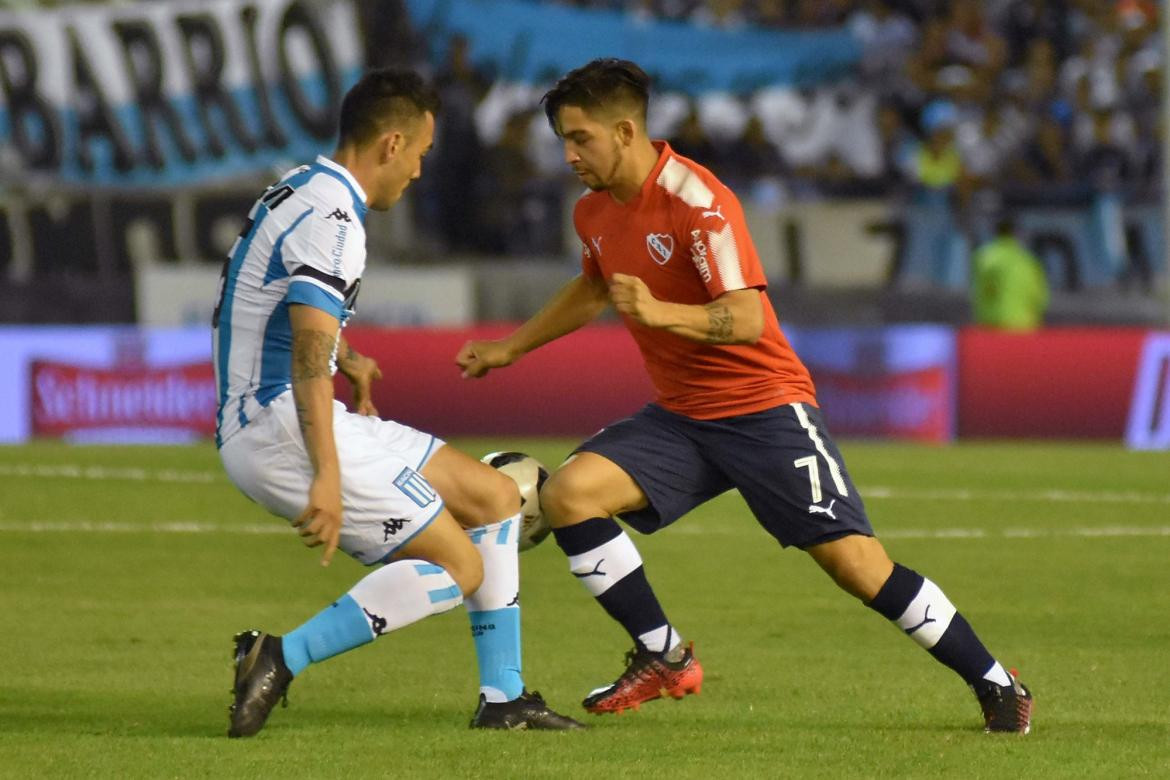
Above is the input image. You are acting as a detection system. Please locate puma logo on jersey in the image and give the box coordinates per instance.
[808,499,837,519]
[701,205,724,222]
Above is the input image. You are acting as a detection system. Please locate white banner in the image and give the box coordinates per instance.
[0,0,361,186]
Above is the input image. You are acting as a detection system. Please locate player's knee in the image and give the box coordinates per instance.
[540,468,602,527]
[453,462,522,528]
[475,463,522,522]
[808,535,893,602]
[447,548,484,597]
[484,467,521,521]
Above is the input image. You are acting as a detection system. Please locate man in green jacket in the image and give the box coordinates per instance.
[971,219,1050,330]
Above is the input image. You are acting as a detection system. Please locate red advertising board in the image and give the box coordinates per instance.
[957,328,1149,438]
[338,324,655,437]
[812,366,952,443]
[30,359,216,440]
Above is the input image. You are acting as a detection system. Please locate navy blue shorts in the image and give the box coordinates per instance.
[575,402,873,549]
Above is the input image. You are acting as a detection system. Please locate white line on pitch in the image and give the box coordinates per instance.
[3,520,1169,540]
[861,486,1170,505]
[671,523,1170,539]
[0,520,285,534]
[3,463,1169,506]
[0,463,220,483]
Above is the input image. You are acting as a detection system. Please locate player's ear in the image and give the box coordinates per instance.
[615,118,636,146]
[379,131,404,163]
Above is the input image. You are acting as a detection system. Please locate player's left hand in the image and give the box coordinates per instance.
[339,350,382,416]
[608,273,662,327]
[294,473,343,566]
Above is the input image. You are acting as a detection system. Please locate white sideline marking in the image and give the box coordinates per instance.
[0,463,220,483]
[881,525,1170,540]
[1,520,1169,540]
[862,486,1170,505]
[3,463,1168,506]
[671,524,1170,539]
[0,520,285,535]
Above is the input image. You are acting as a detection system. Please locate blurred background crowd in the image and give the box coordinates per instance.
[364,0,1163,267]
[0,0,1165,327]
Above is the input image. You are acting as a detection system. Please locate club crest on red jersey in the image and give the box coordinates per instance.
[646,233,674,265]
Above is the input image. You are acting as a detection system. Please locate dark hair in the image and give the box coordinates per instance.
[338,68,440,146]
[540,58,650,130]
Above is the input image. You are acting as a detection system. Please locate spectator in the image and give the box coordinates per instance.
[721,115,785,186]
[668,104,721,168]
[1010,103,1078,189]
[874,103,917,187]
[428,35,491,252]
[849,0,918,90]
[911,99,963,191]
[1000,0,1071,66]
[477,111,564,255]
[971,218,1050,331]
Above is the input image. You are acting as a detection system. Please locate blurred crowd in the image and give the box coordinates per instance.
[371,0,1163,256]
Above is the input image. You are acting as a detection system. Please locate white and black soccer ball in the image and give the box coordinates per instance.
[481,451,551,552]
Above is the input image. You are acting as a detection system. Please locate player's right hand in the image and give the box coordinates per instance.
[294,476,343,566]
[455,339,513,379]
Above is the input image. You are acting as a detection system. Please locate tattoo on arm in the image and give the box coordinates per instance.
[295,400,312,434]
[292,330,335,435]
[704,303,734,343]
[292,330,336,382]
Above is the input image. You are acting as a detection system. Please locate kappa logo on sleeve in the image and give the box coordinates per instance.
[327,208,351,222]
[393,467,437,508]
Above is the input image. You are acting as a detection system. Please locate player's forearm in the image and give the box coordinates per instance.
[505,274,608,358]
[658,291,763,345]
[290,317,341,478]
[292,374,339,477]
[335,334,363,380]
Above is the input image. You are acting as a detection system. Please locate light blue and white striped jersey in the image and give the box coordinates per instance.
[213,156,368,448]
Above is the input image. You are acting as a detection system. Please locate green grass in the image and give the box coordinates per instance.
[1,439,1169,778]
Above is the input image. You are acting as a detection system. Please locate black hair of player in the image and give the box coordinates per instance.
[541,58,650,132]
[338,68,441,147]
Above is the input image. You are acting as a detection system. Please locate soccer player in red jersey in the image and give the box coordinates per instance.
[456,59,1033,733]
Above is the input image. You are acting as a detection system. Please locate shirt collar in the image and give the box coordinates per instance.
[315,154,368,207]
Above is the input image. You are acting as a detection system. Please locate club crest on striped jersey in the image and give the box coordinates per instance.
[646,233,674,265]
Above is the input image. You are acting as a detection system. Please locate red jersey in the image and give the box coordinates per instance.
[575,141,817,419]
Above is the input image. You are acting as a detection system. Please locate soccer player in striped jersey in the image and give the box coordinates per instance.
[214,68,582,736]
[456,59,1033,734]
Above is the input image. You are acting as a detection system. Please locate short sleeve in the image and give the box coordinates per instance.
[282,178,366,321]
[573,200,602,278]
[580,239,601,277]
[681,190,766,298]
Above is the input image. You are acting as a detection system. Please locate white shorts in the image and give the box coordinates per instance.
[219,392,446,565]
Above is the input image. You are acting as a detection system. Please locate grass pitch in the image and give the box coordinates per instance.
[1,439,1168,778]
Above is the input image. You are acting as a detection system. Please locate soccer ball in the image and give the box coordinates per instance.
[481,451,551,552]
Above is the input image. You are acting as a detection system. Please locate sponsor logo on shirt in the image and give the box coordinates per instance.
[701,204,724,222]
[646,233,674,265]
[591,235,603,256]
[689,229,712,283]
